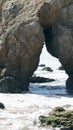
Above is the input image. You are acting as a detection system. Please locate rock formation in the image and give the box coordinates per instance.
[0,0,73,92]
[39,107,73,130]
[0,0,45,93]
[38,0,73,89]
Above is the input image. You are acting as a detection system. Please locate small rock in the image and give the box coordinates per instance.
[30,75,55,83]
[39,64,45,67]
[42,66,53,72]
[0,102,5,109]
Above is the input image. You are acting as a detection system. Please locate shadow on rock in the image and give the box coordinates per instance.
[66,76,73,95]
[0,76,29,93]
[58,65,64,71]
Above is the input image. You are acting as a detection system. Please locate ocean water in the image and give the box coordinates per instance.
[0,46,73,130]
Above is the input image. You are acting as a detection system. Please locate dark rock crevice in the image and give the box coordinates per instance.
[43,26,58,58]
[43,26,53,55]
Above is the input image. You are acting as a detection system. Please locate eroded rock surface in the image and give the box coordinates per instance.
[0,0,45,93]
[0,0,73,92]
[39,107,73,130]
[38,0,73,88]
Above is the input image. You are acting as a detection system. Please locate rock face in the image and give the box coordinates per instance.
[0,0,45,93]
[38,0,73,88]
[0,0,73,92]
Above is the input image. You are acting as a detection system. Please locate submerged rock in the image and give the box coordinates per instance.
[39,107,73,130]
[30,75,55,83]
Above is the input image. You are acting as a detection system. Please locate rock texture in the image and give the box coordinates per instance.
[0,102,5,109]
[38,0,73,88]
[0,0,45,93]
[39,107,73,130]
[0,0,73,92]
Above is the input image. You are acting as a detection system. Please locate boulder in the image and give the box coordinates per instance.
[42,66,53,72]
[0,0,45,93]
[0,102,5,109]
[39,107,73,130]
[30,75,55,83]
[38,0,73,88]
